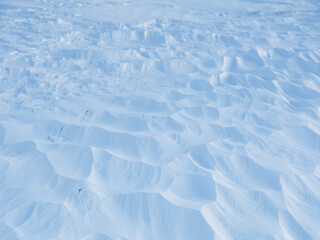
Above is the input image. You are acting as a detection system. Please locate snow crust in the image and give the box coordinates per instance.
[1,0,320,239]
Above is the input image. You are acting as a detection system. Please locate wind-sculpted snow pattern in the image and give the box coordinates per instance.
[1,0,320,239]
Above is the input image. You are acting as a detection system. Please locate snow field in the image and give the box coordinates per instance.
[1,0,320,239]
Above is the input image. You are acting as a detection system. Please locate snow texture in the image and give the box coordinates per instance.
[1,0,320,239]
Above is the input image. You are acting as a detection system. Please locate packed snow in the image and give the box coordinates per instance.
[1,0,320,239]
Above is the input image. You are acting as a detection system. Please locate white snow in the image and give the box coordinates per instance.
[1,0,320,239]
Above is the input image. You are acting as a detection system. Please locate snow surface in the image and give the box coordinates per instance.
[1,0,320,239]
